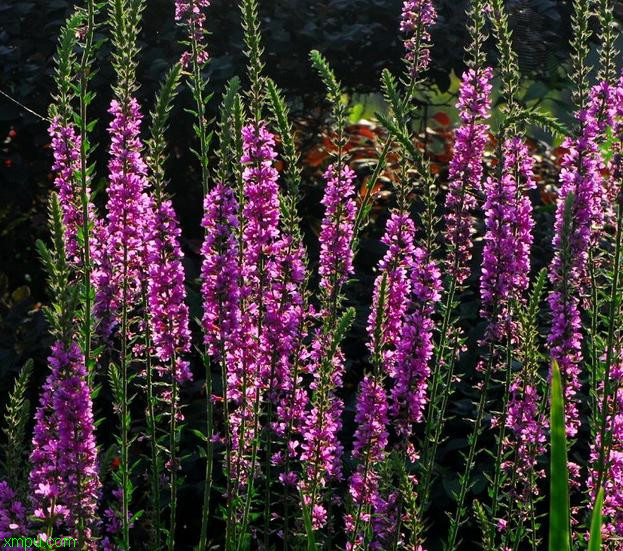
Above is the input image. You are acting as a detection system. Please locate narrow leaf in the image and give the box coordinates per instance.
[549,360,570,551]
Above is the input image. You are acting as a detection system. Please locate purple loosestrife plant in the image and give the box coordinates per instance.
[200,181,241,514]
[480,137,536,344]
[225,122,283,540]
[548,82,610,438]
[299,161,357,531]
[444,67,493,285]
[146,199,192,384]
[29,341,100,544]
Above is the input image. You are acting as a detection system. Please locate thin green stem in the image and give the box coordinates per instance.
[594,199,623,497]
[167,356,178,551]
[446,352,495,550]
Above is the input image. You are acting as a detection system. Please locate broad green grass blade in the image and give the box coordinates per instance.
[549,360,570,551]
[588,488,604,551]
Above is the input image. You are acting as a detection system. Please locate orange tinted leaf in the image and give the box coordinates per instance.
[433,112,451,126]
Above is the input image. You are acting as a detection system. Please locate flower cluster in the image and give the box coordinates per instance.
[318,163,356,297]
[29,341,100,539]
[367,212,416,371]
[480,137,535,343]
[200,182,241,359]
[346,374,390,549]
[147,199,192,383]
[400,0,437,77]
[548,82,610,437]
[444,67,493,285]
[48,118,84,262]
[391,247,441,437]
[94,98,154,339]
[503,382,547,506]
[0,481,26,543]
[175,0,211,67]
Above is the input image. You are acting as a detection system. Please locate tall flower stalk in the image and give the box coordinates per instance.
[298,50,356,541]
[418,0,492,506]
[30,195,101,547]
[174,1,215,545]
[101,1,153,546]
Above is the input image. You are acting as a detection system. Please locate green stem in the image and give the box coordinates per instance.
[446,352,495,550]
[489,334,513,542]
[143,290,161,549]
[199,355,214,550]
[594,199,623,496]
[167,357,178,551]
[78,0,95,383]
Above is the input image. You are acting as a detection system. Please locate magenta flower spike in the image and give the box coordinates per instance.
[200,182,241,360]
[400,0,437,77]
[548,82,612,437]
[146,199,192,383]
[29,341,100,541]
[444,67,494,285]
[391,246,441,438]
[94,97,154,339]
[318,163,357,296]
[175,0,212,67]
[345,375,390,549]
[480,137,536,344]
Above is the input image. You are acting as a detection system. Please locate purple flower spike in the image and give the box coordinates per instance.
[147,199,192,383]
[445,67,493,285]
[480,137,535,344]
[29,341,100,541]
[548,82,611,437]
[400,0,437,77]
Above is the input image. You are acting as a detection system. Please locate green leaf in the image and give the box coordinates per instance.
[588,488,604,551]
[549,360,570,551]
[300,490,318,550]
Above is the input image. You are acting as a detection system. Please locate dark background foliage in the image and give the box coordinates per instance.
[0,0,621,547]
